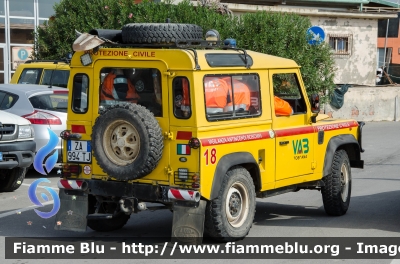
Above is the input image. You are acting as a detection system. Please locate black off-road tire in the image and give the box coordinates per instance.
[204,166,256,242]
[87,213,130,232]
[0,168,26,192]
[87,195,130,232]
[121,23,203,44]
[321,149,352,216]
[92,103,163,181]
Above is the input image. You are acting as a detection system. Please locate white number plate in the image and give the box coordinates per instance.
[67,140,91,163]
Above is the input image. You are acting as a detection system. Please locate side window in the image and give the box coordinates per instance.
[99,67,162,117]
[18,69,42,84]
[0,92,18,110]
[272,73,306,116]
[204,74,261,121]
[72,74,89,113]
[173,77,191,119]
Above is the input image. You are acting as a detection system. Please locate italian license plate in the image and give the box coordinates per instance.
[0,152,2,161]
[67,140,91,163]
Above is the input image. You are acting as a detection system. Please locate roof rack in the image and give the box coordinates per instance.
[24,59,69,64]
[98,39,223,49]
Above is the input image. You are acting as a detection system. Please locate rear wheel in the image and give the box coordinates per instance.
[0,167,26,192]
[204,166,256,241]
[87,195,130,232]
[321,149,351,216]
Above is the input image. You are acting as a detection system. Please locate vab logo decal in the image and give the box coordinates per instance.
[33,128,59,175]
[292,138,309,160]
[28,178,60,219]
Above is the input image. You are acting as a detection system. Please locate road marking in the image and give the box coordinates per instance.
[21,183,59,191]
[0,200,54,219]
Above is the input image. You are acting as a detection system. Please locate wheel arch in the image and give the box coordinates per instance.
[210,152,260,200]
[323,134,363,177]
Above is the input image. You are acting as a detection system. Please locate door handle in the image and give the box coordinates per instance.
[279,141,289,145]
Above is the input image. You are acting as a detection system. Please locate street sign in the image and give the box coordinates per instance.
[307,26,325,45]
[12,47,33,70]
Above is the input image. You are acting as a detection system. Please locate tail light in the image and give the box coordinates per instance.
[22,110,62,125]
[62,164,81,177]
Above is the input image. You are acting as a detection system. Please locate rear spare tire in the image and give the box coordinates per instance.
[121,23,203,44]
[92,103,163,181]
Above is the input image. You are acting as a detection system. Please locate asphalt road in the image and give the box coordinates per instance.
[1,121,400,264]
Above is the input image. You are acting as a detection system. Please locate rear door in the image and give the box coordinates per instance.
[92,60,170,182]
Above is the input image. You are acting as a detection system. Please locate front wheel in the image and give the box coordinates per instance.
[0,167,26,192]
[204,166,256,241]
[321,149,352,216]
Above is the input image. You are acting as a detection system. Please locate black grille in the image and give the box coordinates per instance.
[174,171,199,188]
[0,124,15,135]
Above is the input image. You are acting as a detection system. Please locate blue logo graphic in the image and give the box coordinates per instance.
[18,49,29,60]
[28,178,60,219]
[34,128,59,175]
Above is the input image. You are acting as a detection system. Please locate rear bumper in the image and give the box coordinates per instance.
[58,179,200,203]
[0,141,36,169]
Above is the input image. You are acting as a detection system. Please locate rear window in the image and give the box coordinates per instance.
[18,69,42,84]
[29,92,68,113]
[42,70,70,88]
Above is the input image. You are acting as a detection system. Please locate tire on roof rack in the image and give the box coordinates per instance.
[121,23,203,44]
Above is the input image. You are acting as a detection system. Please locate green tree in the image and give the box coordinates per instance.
[34,0,335,100]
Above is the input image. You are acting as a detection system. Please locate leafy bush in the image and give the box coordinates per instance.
[34,0,335,100]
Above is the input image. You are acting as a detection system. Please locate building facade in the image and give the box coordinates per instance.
[0,0,58,84]
[212,0,397,86]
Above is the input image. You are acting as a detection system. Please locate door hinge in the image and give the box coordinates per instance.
[164,131,173,140]
[165,166,173,176]
[311,161,317,170]
[163,71,176,77]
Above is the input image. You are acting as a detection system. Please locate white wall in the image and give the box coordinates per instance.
[309,17,378,86]
[324,86,400,121]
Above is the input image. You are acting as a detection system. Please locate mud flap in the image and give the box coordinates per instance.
[171,200,206,245]
[54,190,88,232]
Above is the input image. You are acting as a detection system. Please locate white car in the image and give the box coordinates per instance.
[0,110,35,192]
[0,84,68,164]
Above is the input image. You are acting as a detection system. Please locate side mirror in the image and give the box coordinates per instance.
[310,94,320,114]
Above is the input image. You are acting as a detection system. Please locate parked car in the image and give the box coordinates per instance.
[0,84,68,164]
[0,110,35,192]
[10,60,70,88]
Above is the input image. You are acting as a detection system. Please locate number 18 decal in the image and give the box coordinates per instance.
[204,148,217,165]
